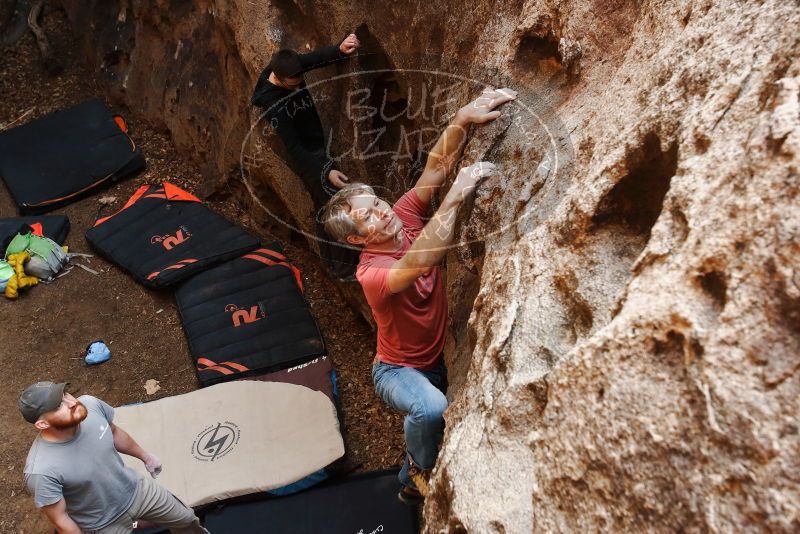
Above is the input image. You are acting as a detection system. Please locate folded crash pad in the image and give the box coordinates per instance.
[0,215,70,250]
[176,243,325,386]
[203,469,420,534]
[114,380,345,508]
[85,182,260,288]
[0,100,145,214]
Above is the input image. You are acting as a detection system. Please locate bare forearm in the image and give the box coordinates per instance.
[415,112,471,201]
[403,195,463,269]
[428,111,470,174]
[54,519,81,534]
[112,425,146,461]
[42,501,81,534]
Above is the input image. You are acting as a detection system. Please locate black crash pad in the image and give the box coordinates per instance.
[0,100,145,214]
[202,469,419,534]
[176,243,326,386]
[85,182,260,289]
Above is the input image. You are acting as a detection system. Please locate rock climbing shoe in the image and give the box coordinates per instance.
[398,485,424,506]
[407,461,430,497]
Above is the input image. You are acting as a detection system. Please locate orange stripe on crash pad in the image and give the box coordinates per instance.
[196,357,235,375]
[197,364,234,375]
[163,182,201,203]
[145,259,198,280]
[113,115,128,133]
[29,223,43,236]
[221,361,249,372]
[257,248,287,261]
[242,254,304,292]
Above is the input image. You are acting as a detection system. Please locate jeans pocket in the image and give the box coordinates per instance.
[372,361,402,385]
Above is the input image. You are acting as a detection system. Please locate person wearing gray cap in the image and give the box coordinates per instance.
[20,381,210,533]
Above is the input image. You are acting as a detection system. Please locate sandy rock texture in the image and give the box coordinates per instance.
[56,0,799,531]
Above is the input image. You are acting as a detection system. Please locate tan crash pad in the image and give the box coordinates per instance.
[114,380,344,507]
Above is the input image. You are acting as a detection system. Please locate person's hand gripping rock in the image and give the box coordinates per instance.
[456,87,518,125]
[447,161,498,203]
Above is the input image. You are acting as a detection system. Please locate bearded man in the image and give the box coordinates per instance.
[19,381,208,534]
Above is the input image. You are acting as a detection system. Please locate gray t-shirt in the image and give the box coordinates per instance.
[24,395,139,530]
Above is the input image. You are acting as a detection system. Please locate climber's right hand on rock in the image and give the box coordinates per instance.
[457,87,518,125]
[447,161,497,202]
[328,169,350,189]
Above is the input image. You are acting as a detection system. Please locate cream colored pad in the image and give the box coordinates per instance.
[114,380,344,507]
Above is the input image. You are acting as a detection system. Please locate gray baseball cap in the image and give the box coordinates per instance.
[19,382,68,424]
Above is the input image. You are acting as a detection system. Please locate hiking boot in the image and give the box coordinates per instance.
[397,485,424,506]
[407,461,431,497]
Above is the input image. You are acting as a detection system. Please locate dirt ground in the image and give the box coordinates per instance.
[0,8,406,532]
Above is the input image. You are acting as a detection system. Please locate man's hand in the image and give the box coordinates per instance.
[142,452,163,478]
[339,33,361,55]
[446,161,497,203]
[328,169,350,189]
[456,87,518,125]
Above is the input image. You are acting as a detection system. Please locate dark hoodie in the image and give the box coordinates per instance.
[251,44,348,207]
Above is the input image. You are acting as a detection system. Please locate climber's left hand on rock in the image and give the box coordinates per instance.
[458,87,518,124]
[447,161,497,202]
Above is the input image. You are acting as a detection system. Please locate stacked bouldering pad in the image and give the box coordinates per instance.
[0,99,142,297]
[118,357,347,512]
[175,243,326,385]
[91,182,349,503]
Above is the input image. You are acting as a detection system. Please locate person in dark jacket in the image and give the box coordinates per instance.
[251,34,360,207]
[251,34,361,278]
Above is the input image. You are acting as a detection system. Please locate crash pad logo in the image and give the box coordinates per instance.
[356,525,384,534]
[191,422,240,462]
[225,303,266,327]
[151,227,192,250]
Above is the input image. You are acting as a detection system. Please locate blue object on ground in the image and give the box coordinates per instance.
[85,340,111,366]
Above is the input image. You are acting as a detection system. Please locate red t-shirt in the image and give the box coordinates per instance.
[356,189,447,369]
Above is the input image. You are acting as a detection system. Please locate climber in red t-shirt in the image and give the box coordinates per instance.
[322,87,517,504]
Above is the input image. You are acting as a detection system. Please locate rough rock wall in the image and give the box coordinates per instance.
[57,0,799,532]
[429,1,800,532]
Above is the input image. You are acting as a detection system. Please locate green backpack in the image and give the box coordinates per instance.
[4,232,68,281]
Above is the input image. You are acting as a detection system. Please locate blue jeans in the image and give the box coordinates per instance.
[372,360,448,489]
